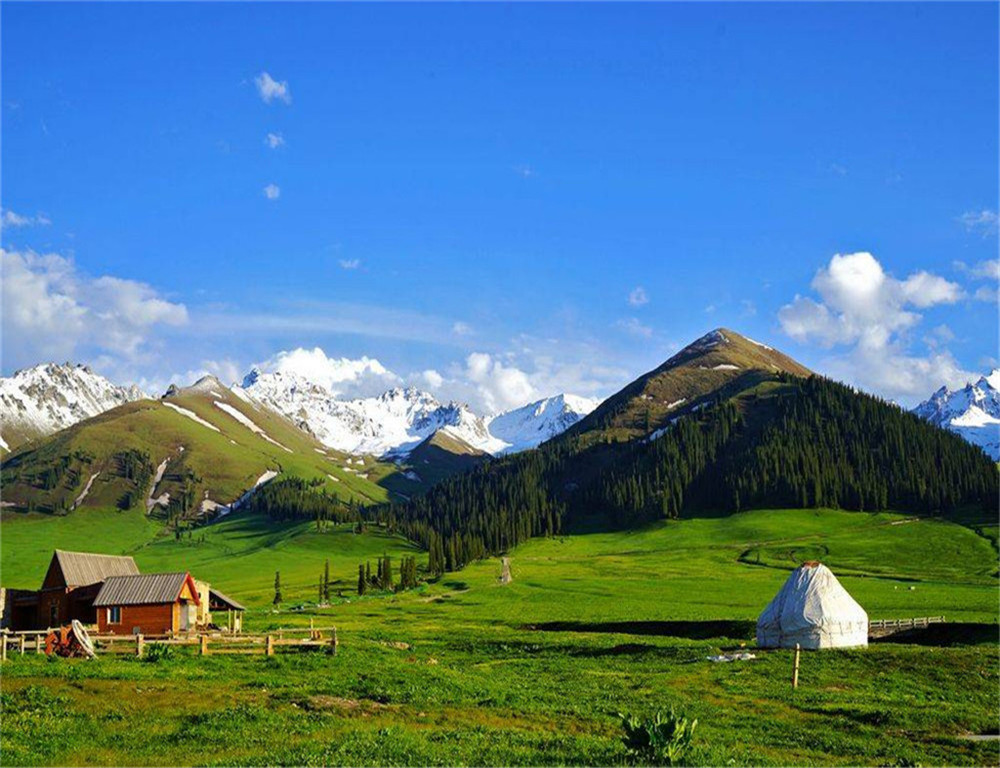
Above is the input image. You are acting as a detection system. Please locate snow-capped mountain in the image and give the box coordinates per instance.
[0,363,146,451]
[913,370,1000,460]
[236,366,503,455]
[487,394,599,454]
[235,363,598,457]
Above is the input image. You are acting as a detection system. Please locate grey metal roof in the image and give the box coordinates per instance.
[93,572,188,607]
[55,549,139,587]
[208,588,246,611]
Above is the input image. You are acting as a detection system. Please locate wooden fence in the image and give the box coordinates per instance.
[0,626,338,660]
[869,616,944,638]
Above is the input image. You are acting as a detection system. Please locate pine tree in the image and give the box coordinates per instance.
[273,571,282,606]
[357,564,366,596]
[382,555,393,591]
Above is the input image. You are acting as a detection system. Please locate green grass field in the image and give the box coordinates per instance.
[1,506,997,765]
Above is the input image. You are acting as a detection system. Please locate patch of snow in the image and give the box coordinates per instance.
[203,470,280,520]
[746,336,773,351]
[327,474,340,483]
[713,364,740,371]
[146,458,171,512]
[666,398,687,410]
[403,470,422,482]
[213,400,292,453]
[72,472,100,510]
[162,401,220,432]
[645,426,670,443]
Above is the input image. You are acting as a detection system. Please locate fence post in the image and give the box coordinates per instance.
[19,635,26,655]
[792,643,801,690]
[1,633,7,662]
[330,627,338,656]
[35,635,43,654]
[266,634,274,657]
[200,634,209,656]
[136,634,144,658]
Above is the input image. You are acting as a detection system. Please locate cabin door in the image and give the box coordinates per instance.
[179,602,190,631]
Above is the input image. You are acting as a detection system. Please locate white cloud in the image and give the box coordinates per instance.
[263,184,281,200]
[955,258,1000,281]
[923,324,955,349]
[1,248,188,370]
[2,209,51,228]
[628,286,649,307]
[452,321,473,337]
[417,336,630,414]
[615,317,653,338]
[338,258,360,270]
[958,209,999,237]
[460,352,537,413]
[779,251,972,401]
[899,270,964,308]
[418,369,444,389]
[255,72,291,105]
[265,132,285,149]
[250,347,401,399]
[974,285,997,303]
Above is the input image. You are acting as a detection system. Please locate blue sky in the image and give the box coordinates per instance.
[2,2,997,411]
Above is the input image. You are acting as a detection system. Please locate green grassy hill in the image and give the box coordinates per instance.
[0,376,420,523]
[569,328,811,443]
[396,428,489,488]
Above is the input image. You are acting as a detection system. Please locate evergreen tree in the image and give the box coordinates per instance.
[382,555,393,590]
[357,564,366,596]
[273,571,282,606]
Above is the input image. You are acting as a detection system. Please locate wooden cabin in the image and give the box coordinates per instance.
[93,572,200,635]
[9,550,140,630]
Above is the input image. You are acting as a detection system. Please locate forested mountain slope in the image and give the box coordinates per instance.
[378,335,998,573]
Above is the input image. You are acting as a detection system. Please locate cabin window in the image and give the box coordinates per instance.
[107,606,121,624]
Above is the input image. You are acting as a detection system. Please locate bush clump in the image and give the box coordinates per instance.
[619,708,698,766]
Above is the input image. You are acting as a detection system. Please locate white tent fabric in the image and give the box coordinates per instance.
[756,563,868,649]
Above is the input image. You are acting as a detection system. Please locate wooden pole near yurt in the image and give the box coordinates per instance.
[792,643,801,689]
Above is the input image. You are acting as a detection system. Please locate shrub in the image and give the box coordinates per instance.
[619,708,698,766]
[144,643,173,663]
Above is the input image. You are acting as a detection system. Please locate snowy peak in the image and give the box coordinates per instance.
[0,363,146,451]
[236,370,502,457]
[235,355,596,457]
[487,394,599,454]
[914,371,1000,460]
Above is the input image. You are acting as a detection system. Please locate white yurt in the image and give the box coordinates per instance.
[756,562,868,649]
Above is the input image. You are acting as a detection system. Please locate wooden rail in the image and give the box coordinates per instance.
[870,616,944,630]
[869,616,944,638]
[1,626,338,659]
